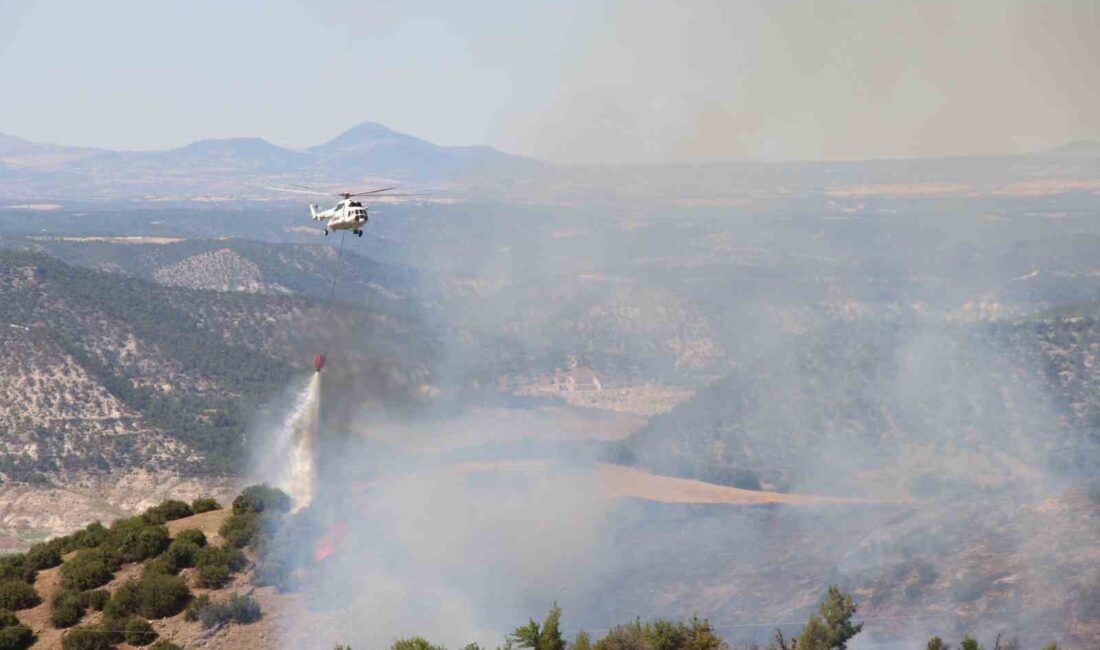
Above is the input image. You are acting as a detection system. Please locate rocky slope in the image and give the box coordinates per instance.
[0,251,434,483]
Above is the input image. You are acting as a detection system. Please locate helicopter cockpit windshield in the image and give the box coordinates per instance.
[347,201,366,218]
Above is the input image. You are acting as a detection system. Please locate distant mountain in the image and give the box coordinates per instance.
[309,121,538,180]
[0,122,537,198]
[0,132,102,170]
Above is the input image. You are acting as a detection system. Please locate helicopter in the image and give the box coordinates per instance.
[265,185,418,236]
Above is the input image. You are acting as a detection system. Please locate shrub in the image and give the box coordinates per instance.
[150,642,183,650]
[25,543,62,571]
[0,626,35,650]
[78,590,109,612]
[60,625,113,650]
[135,573,190,619]
[184,594,210,622]
[232,484,291,516]
[103,581,140,622]
[0,556,33,584]
[60,549,117,591]
[191,497,221,514]
[219,512,261,548]
[143,500,193,525]
[0,581,40,611]
[194,545,248,588]
[59,523,109,554]
[124,617,158,646]
[147,559,174,579]
[187,593,261,629]
[104,518,170,563]
[50,590,86,628]
[223,594,261,624]
[198,564,231,589]
[0,610,35,650]
[163,541,199,574]
[174,528,207,547]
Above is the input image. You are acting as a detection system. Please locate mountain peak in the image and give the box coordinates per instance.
[176,137,287,155]
[310,121,434,155]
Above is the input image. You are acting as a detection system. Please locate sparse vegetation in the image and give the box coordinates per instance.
[79,589,109,611]
[50,589,87,628]
[185,593,261,629]
[162,539,201,574]
[61,548,119,591]
[232,483,292,516]
[124,616,157,646]
[191,497,221,513]
[105,572,190,620]
[194,545,247,589]
[60,625,113,650]
[0,610,35,650]
[142,500,193,525]
[0,581,40,611]
[219,511,261,548]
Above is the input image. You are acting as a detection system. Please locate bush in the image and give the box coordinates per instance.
[150,642,183,650]
[103,582,139,622]
[0,556,33,584]
[25,543,62,571]
[107,573,190,621]
[136,574,190,619]
[56,523,109,555]
[194,546,247,589]
[0,581,40,611]
[219,512,261,548]
[186,593,261,629]
[143,558,172,578]
[60,625,113,650]
[60,549,118,591]
[197,564,231,589]
[184,594,210,622]
[163,541,199,574]
[232,484,291,516]
[124,617,158,646]
[0,610,35,650]
[103,518,170,564]
[174,528,207,547]
[143,500,194,525]
[50,590,86,628]
[191,498,221,514]
[78,590,109,612]
[223,593,261,624]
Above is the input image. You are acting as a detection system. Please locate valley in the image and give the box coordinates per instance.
[0,129,1097,648]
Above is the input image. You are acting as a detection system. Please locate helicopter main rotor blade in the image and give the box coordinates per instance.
[265,186,333,197]
[347,187,398,197]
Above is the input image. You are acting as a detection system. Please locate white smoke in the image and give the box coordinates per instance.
[248,373,321,512]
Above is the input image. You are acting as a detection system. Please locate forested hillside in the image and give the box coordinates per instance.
[622,315,1100,496]
[0,251,435,481]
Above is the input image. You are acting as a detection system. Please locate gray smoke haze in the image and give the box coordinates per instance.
[239,188,1100,649]
[512,0,1100,163]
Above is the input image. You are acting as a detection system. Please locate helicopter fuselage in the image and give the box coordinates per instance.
[310,199,368,234]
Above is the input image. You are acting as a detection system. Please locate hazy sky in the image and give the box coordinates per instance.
[1,0,1097,163]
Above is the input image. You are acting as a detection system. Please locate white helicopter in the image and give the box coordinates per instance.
[266,185,417,236]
